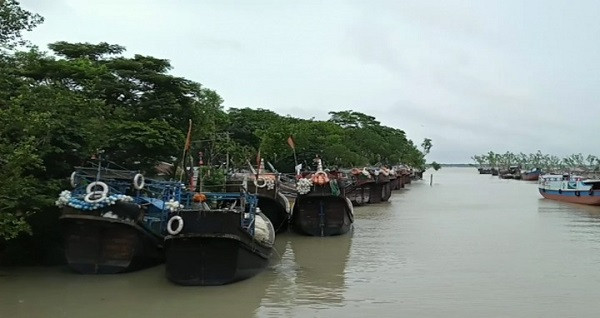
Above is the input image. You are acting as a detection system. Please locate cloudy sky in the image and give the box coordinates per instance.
[19,0,600,163]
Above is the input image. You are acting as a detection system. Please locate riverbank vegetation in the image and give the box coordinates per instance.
[0,1,429,263]
[471,151,600,173]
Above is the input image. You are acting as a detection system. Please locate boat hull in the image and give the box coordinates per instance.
[345,182,372,206]
[522,172,542,181]
[381,182,392,201]
[164,209,273,286]
[60,214,163,274]
[368,182,391,203]
[256,194,289,233]
[165,235,270,286]
[292,195,354,236]
[539,189,600,205]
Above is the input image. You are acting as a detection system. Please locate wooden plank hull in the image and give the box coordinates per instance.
[165,235,270,286]
[60,215,163,274]
[164,210,273,286]
[292,195,354,236]
[256,194,289,233]
[345,184,371,206]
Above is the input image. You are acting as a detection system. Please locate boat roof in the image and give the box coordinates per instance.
[582,179,600,184]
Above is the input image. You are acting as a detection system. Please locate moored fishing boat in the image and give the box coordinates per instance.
[538,174,600,205]
[343,168,373,205]
[56,164,181,274]
[521,168,543,181]
[388,168,400,190]
[164,191,275,285]
[227,159,290,233]
[478,167,493,174]
[291,159,354,236]
[367,167,392,203]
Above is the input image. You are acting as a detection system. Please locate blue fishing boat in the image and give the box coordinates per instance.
[539,174,600,205]
[56,163,185,274]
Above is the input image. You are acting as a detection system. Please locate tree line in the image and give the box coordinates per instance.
[0,1,428,255]
[471,151,600,172]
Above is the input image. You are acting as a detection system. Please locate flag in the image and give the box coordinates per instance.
[295,163,302,175]
[287,135,296,149]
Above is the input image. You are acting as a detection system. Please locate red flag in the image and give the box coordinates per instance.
[287,135,296,149]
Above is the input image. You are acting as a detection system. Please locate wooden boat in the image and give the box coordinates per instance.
[291,159,354,236]
[56,165,178,274]
[478,167,493,174]
[388,168,400,190]
[227,160,290,233]
[539,174,600,205]
[397,166,410,188]
[367,167,392,203]
[521,168,542,181]
[500,166,521,179]
[343,168,374,205]
[164,192,275,285]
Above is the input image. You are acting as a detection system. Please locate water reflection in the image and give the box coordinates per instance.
[0,239,290,318]
[258,233,352,315]
[537,198,600,244]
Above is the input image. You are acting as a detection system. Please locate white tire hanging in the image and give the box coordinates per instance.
[133,173,145,190]
[167,215,184,235]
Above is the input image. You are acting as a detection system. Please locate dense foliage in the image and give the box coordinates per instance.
[0,2,428,258]
[471,151,600,173]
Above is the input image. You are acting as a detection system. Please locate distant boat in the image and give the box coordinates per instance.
[521,168,543,181]
[538,174,600,205]
[478,167,492,174]
[343,168,374,206]
[367,167,392,203]
[164,192,275,285]
[57,165,179,274]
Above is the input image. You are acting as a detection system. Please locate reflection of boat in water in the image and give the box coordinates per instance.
[259,234,352,311]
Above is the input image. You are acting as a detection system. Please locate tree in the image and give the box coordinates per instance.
[421,138,432,156]
[0,0,44,49]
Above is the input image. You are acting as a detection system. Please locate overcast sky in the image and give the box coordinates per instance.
[19,0,600,163]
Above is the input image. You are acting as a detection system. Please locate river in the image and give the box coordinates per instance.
[3,167,600,317]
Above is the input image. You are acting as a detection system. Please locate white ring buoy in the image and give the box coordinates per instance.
[84,191,107,203]
[86,181,109,196]
[167,215,184,235]
[254,177,267,188]
[70,172,78,188]
[133,173,145,190]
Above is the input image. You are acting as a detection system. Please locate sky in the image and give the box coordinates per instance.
[18,0,600,163]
